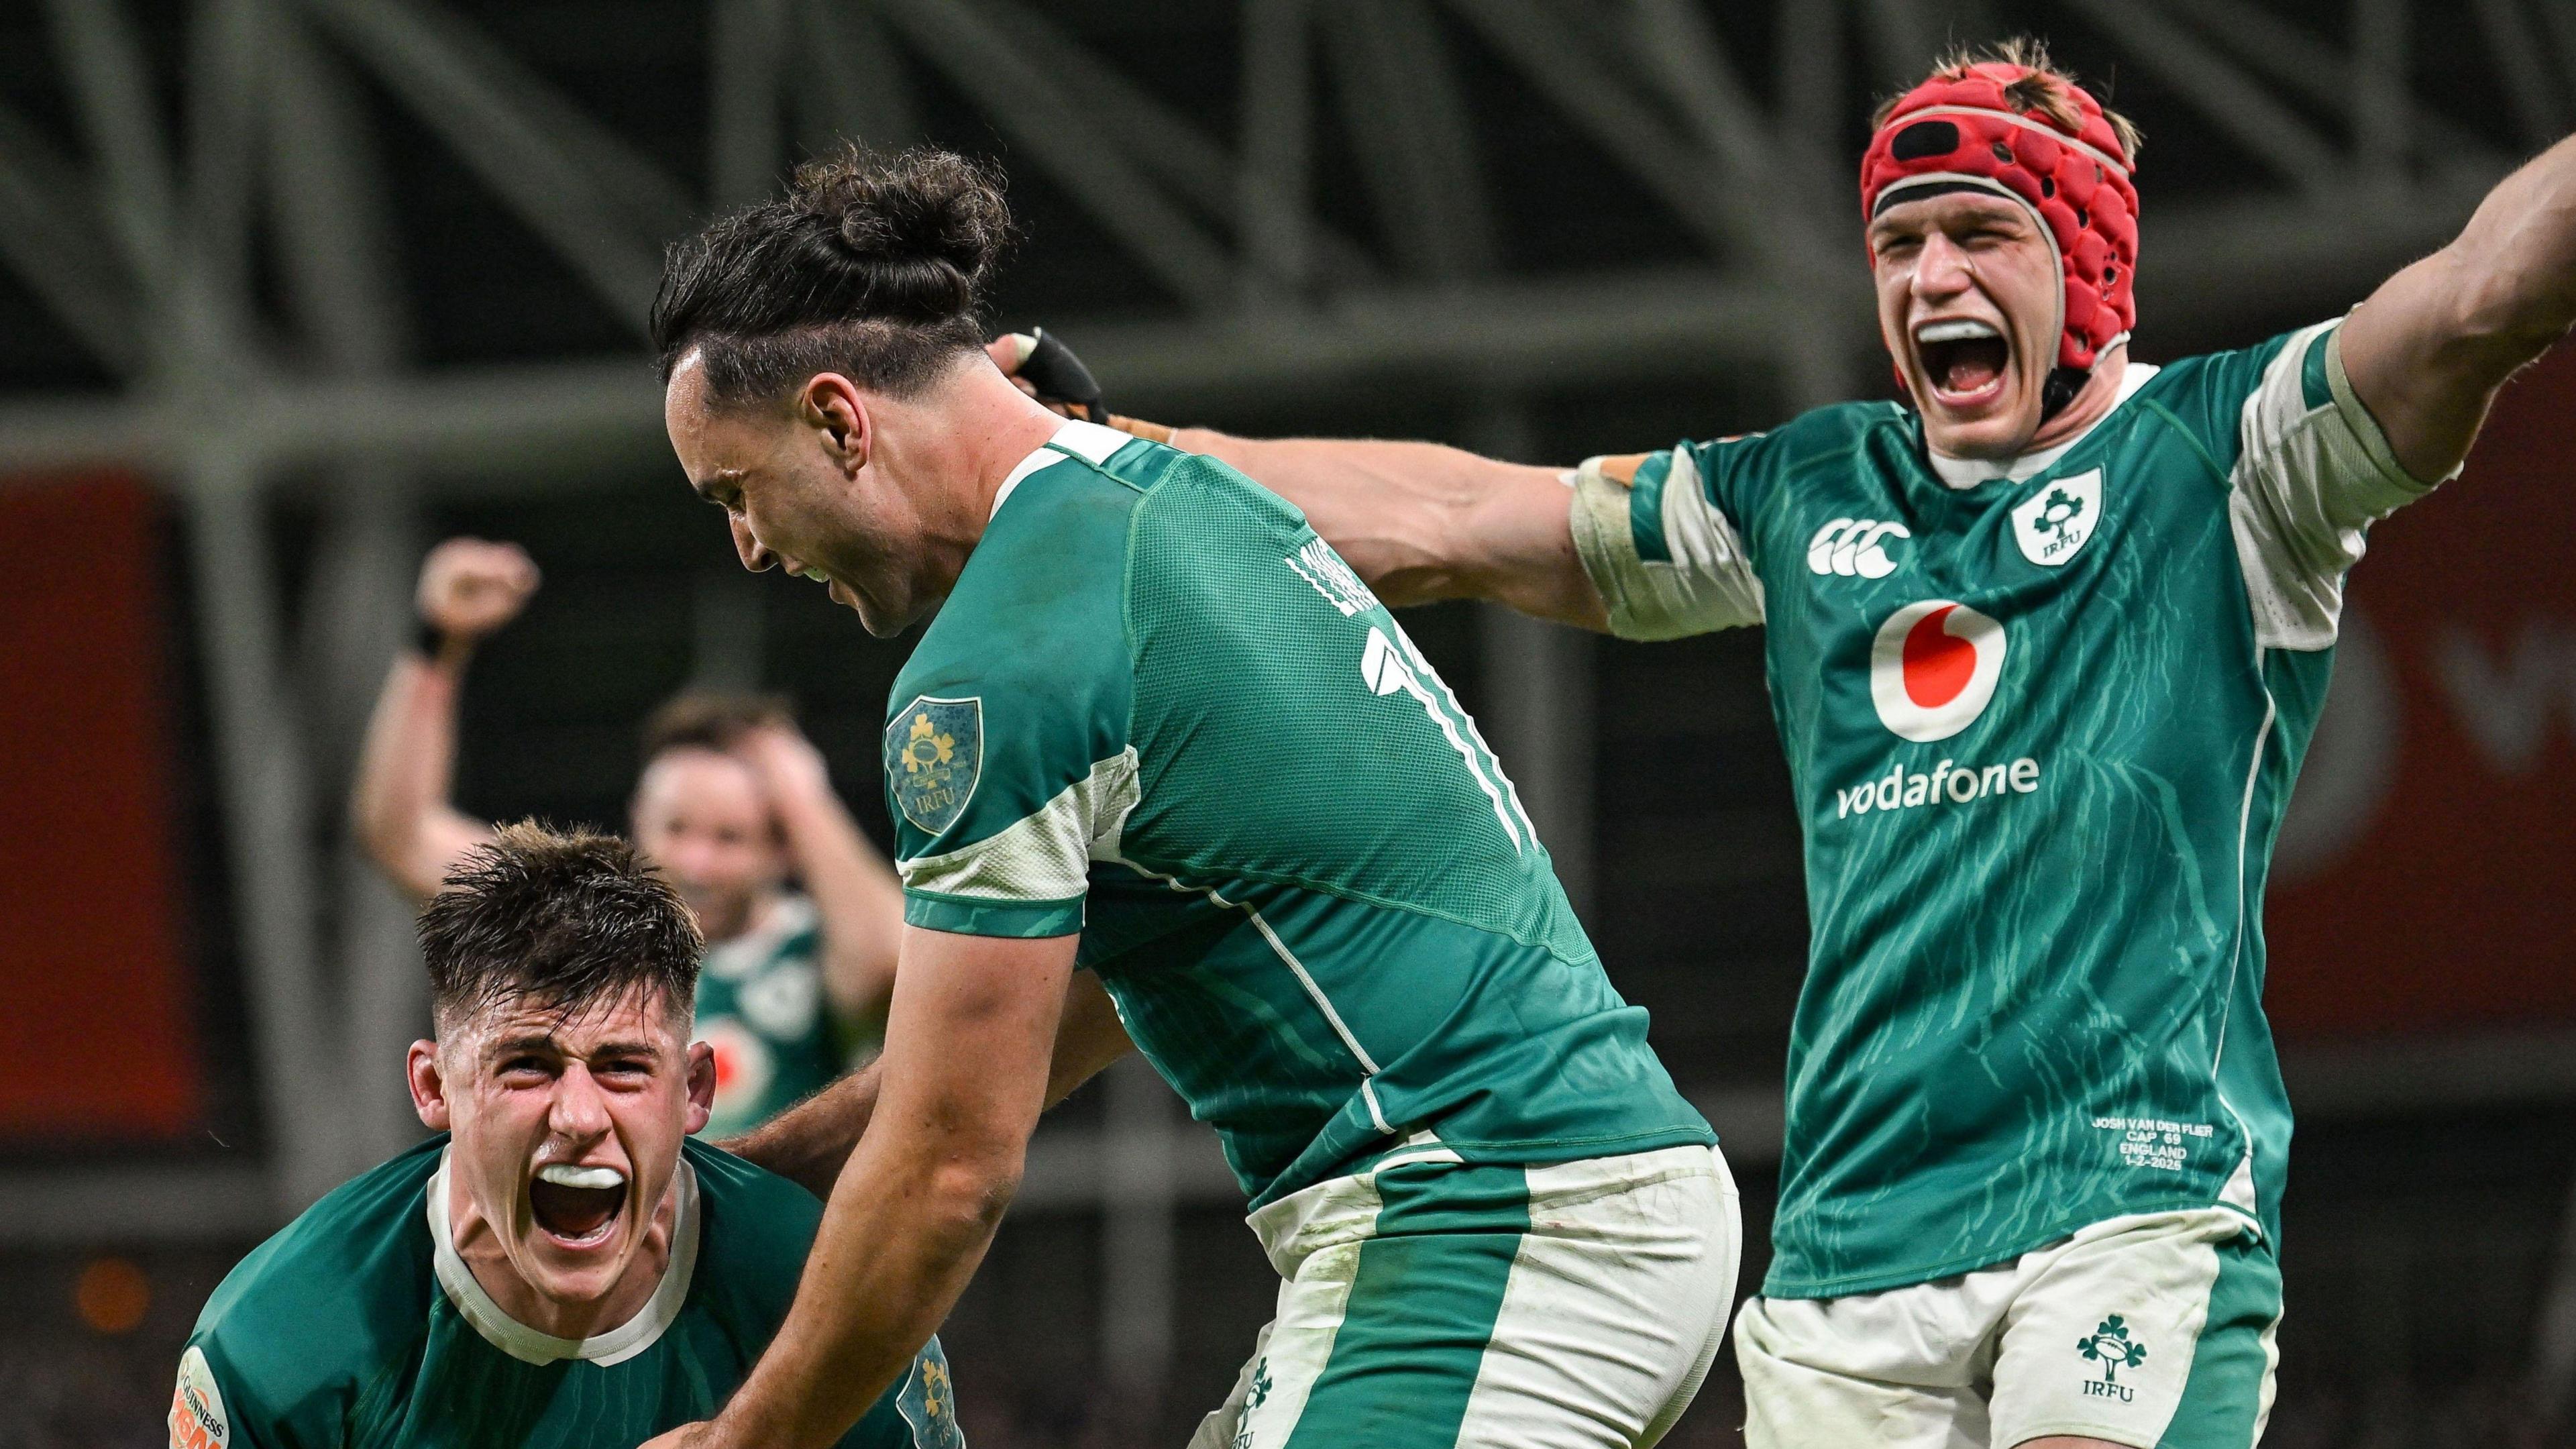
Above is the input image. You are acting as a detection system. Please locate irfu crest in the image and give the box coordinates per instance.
[2075,1313,2149,1400]
[885,696,983,835]
[2012,466,2102,566]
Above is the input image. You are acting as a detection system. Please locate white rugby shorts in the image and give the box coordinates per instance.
[1191,1143,1741,1449]
[1736,1209,2283,1449]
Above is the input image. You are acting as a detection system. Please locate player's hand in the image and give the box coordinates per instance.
[989,331,1178,445]
[416,537,539,642]
[635,1421,718,1449]
[733,722,833,808]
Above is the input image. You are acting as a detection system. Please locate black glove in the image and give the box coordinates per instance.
[1014,327,1108,423]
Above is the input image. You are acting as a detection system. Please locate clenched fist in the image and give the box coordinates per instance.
[415,537,540,643]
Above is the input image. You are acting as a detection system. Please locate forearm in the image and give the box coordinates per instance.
[348,651,490,902]
[2347,131,2576,478]
[1175,429,1602,624]
[2445,132,2576,358]
[722,1061,883,1198]
[717,1118,1020,1449]
[770,786,904,1020]
[723,972,1132,1198]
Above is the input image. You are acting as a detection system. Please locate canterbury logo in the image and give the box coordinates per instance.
[1807,517,1911,578]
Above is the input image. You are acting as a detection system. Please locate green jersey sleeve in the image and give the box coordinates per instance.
[1566,436,1779,639]
[883,455,1141,939]
[167,1342,258,1449]
[2205,315,2445,650]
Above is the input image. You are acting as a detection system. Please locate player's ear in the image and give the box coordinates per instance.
[408,1039,453,1130]
[684,1040,716,1134]
[799,373,871,476]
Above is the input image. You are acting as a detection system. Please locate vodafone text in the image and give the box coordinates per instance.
[1835,755,2041,818]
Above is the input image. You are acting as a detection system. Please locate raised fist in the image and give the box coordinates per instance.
[415,537,540,641]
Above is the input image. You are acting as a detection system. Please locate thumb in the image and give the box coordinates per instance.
[986,333,1038,374]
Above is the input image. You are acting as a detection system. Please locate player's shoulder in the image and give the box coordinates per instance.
[1648,398,1907,493]
[186,1136,445,1440]
[680,1138,826,1323]
[2131,321,2343,443]
[898,429,1149,698]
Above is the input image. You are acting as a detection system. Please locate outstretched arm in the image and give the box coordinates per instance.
[1172,431,1605,627]
[2342,131,2576,480]
[983,336,1603,626]
[348,539,537,902]
[722,969,1132,1199]
[733,724,906,1026]
[653,928,1083,1449]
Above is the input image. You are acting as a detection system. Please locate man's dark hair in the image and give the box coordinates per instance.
[649,145,1012,407]
[641,690,795,766]
[419,821,703,1034]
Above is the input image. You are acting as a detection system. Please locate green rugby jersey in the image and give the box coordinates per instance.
[170,1136,961,1449]
[694,894,857,1138]
[1570,317,2439,1297]
[882,419,1710,1209]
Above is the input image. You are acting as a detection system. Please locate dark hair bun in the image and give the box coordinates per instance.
[650,145,1012,400]
[797,147,1010,321]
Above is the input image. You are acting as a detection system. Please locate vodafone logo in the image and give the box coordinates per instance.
[1870,600,2007,741]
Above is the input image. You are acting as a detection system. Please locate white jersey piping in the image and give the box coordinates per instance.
[1108,858,1395,1136]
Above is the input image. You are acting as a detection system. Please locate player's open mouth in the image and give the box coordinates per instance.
[1913,318,2008,406]
[529,1163,627,1246]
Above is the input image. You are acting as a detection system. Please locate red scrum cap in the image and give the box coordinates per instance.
[1859,62,2140,372]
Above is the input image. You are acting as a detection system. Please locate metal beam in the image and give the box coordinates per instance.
[1238,0,1315,306]
[2062,0,2346,193]
[977,0,1382,290]
[2161,0,2505,174]
[2351,0,2411,182]
[1443,0,1785,266]
[796,0,917,155]
[0,102,141,373]
[1619,0,1831,264]
[42,0,178,313]
[1324,0,1497,282]
[186,449,354,1214]
[2467,0,2573,150]
[875,0,1236,311]
[0,162,2510,482]
[710,0,793,205]
[293,0,694,323]
[1097,1056,1179,1415]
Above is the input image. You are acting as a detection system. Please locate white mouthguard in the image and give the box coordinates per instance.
[535,1164,627,1191]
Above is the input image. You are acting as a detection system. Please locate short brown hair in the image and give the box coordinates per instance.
[1874,37,2144,161]
[640,690,794,765]
[418,822,702,1034]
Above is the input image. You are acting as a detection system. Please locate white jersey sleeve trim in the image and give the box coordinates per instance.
[1568,451,1765,641]
[900,748,1141,902]
[2229,318,2443,651]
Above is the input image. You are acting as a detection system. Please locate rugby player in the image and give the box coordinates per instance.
[168,824,961,1449]
[637,146,1738,1449]
[1022,39,2576,1449]
[352,541,905,1134]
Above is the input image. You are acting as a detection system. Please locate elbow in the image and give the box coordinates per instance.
[921,1148,1024,1240]
[2443,246,2576,362]
[350,794,399,869]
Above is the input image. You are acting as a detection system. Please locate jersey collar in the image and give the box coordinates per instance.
[1922,361,2161,490]
[426,1147,701,1367]
[989,417,1132,518]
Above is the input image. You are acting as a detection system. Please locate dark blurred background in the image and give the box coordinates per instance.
[5,0,2576,1444]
